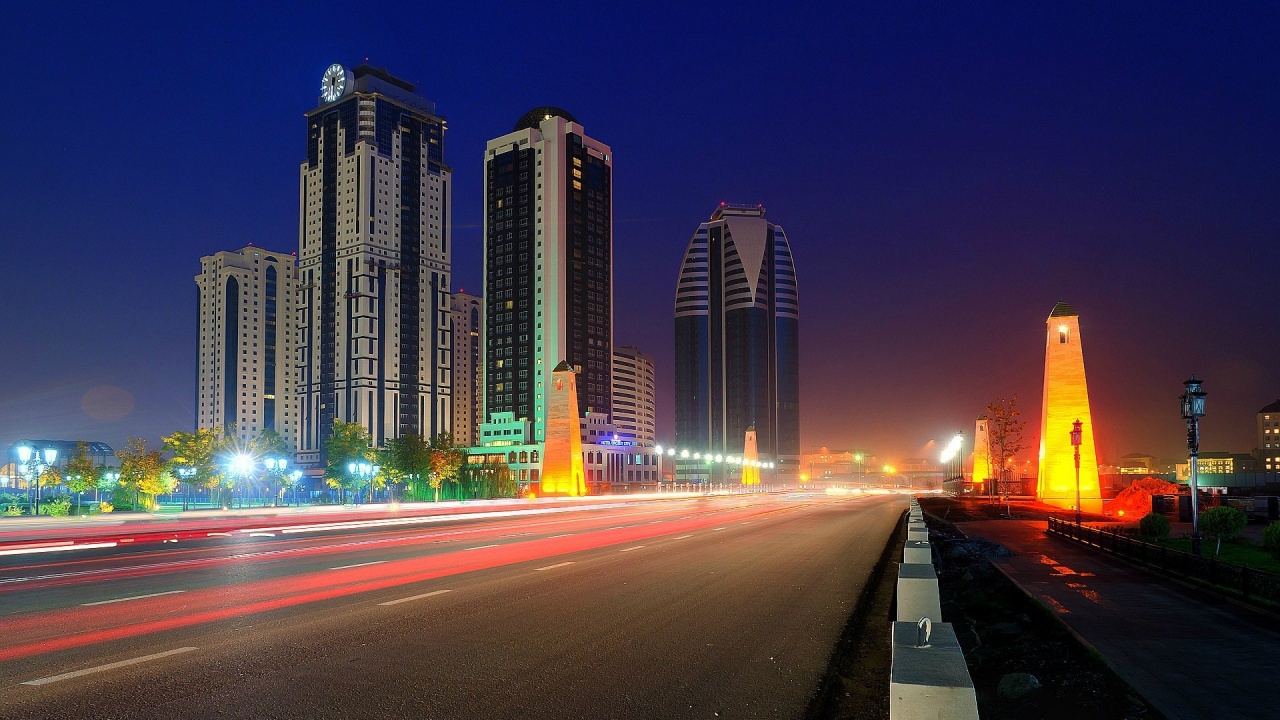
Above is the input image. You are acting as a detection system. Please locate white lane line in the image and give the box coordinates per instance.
[606,525,626,530]
[673,535,693,540]
[464,544,499,551]
[207,532,232,537]
[620,545,646,552]
[545,533,573,539]
[741,521,751,525]
[82,590,186,607]
[248,532,275,537]
[711,527,726,531]
[329,560,386,570]
[0,541,117,557]
[378,589,452,606]
[22,646,198,686]
[535,561,575,571]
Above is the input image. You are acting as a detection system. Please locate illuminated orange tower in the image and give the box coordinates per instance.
[970,416,991,488]
[1036,302,1101,511]
[742,427,761,485]
[541,361,587,496]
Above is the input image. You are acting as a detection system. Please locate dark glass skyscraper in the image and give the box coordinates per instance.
[483,108,612,444]
[674,204,800,479]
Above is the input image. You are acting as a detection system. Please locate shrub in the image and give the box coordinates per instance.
[38,497,72,517]
[1264,522,1280,561]
[1138,512,1170,540]
[1199,506,1248,557]
[3,503,23,516]
[99,501,114,513]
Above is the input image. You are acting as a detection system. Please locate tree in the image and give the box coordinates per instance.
[985,396,1026,499]
[427,433,466,502]
[1138,512,1170,541]
[382,433,432,502]
[324,421,375,502]
[1199,506,1247,557]
[64,441,101,512]
[117,437,174,511]
[163,428,229,507]
[1264,521,1280,561]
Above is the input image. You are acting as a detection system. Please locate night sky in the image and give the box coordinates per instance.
[2,2,1278,464]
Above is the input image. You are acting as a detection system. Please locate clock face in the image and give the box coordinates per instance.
[320,63,348,102]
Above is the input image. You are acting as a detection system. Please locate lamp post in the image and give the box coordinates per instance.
[290,469,303,506]
[229,454,255,509]
[1181,375,1207,556]
[177,467,196,511]
[263,456,287,507]
[1070,419,1083,525]
[19,446,58,516]
[348,461,376,504]
[15,445,34,514]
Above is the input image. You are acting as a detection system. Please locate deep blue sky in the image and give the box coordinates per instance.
[2,1,1278,463]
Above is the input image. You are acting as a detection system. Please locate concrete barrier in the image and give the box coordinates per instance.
[903,539,931,565]
[890,621,980,720]
[907,527,929,543]
[896,562,942,623]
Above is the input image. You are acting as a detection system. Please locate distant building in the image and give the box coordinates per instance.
[296,63,453,465]
[1118,453,1160,475]
[451,291,483,446]
[196,246,298,449]
[1177,452,1258,479]
[1256,400,1280,470]
[673,203,800,481]
[483,107,612,445]
[612,346,656,447]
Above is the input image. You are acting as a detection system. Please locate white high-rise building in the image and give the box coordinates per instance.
[297,63,453,465]
[483,107,613,445]
[612,346,656,446]
[195,246,298,450]
[450,291,482,447]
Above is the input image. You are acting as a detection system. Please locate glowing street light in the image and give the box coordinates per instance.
[1180,375,1208,556]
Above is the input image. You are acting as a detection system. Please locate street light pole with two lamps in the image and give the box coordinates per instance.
[1180,376,1207,556]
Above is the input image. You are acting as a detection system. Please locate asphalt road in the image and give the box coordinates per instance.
[0,492,905,719]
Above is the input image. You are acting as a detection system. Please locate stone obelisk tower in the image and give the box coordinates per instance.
[742,427,761,486]
[541,361,587,496]
[970,416,991,488]
[1036,302,1101,511]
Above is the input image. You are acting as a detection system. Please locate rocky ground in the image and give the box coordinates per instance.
[920,498,1164,720]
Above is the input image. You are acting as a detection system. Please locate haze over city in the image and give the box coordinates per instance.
[2,1,1277,462]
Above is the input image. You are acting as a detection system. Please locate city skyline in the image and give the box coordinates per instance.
[2,4,1278,462]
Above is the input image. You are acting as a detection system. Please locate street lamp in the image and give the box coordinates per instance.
[1070,419,1083,525]
[229,454,256,509]
[1181,375,1207,556]
[348,461,377,504]
[177,467,196,511]
[263,456,287,507]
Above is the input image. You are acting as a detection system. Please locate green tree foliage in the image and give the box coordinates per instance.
[117,437,174,511]
[1264,521,1280,561]
[250,428,289,457]
[428,433,466,502]
[1199,506,1247,557]
[324,421,375,497]
[63,441,101,513]
[1138,512,1170,540]
[162,428,228,491]
[37,465,63,490]
[382,433,433,501]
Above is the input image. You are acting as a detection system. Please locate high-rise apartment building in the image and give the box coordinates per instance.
[296,63,453,464]
[673,203,800,478]
[195,246,298,449]
[483,107,612,444]
[612,345,656,446]
[450,291,482,446]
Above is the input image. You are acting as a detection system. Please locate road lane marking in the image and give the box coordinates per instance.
[535,561,575,571]
[606,525,626,530]
[711,527,726,531]
[248,532,275,537]
[329,560,386,570]
[673,535,693,540]
[82,590,186,606]
[620,545,646,552]
[207,532,232,537]
[378,589,452,606]
[545,533,573,539]
[0,542,117,557]
[464,544,499,551]
[22,647,198,686]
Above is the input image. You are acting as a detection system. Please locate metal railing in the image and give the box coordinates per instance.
[1047,517,1280,606]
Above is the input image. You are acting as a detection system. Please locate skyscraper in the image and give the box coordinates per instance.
[674,203,800,479]
[450,291,482,447]
[195,246,298,449]
[611,345,656,446]
[483,107,612,444]
[296,63,452,465]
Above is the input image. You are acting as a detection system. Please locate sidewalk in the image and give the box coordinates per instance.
[960,519,1280,720]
